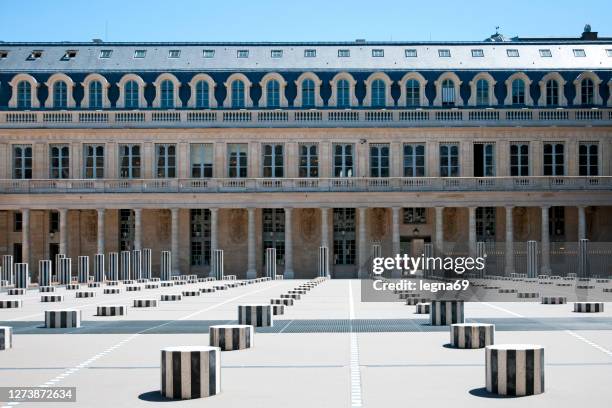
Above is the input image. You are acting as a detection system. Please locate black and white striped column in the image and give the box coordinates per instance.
[0,300,22,308]
[54,253,65,283]
[212,249,224,281]
[120,251,131,281]
[160,346,221,399]
[94,254,105,282]
[541,296,566,304]
[161,251,171,281]
[209,325,254,351]
[58,257,72,285]
[41,294,64,302]
[578,238,589,278]
[265,248,276,280]
[486,344,545,396]
[104,288,121,294]
[416,302,430,314]
[161,294,182,301]
[574,302,603,313]
[134,299,157,307]
[132,250,142,280]
[430,300,464,326]
[451,323,494,349]
[271,298,294,306]
[14,263,29,289]
[2,255,14,285]
[76,291,95,298]
[318,246,329,278]
[45,309,81,328]
[238,305,273,327]
[107,252,119,281]
[39,260,52,287]
[527,240,538,279]
[97,305,127,316]
[142,249,152,279]
[0,326,12,350]
[78,256,89,284]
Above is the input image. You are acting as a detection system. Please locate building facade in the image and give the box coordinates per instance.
[1,29,611,279]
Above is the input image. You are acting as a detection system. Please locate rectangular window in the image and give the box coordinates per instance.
[476,207,496,242]
[333,143,354,177]
[262,144,284,178]
[49,211,59,233]
[438,49,451,57]
[190,144,213,178]
[190,209,211,266]
[579,143,598,176]
[370,144,390,177]
[119,144,141,179]
[403,144,425,177]
[62,50,77,60]
[439,143,459,177]
[405,49,417,57]
[471,49,484,57]
[304,49,316,58]
[539,49,552,57]
[338,49,350,57]
[203,49,215,58]
[473,143,495,177]
[99,50,112,59]
[262,209,285,266]
[549,206,565,241]
[133,49,146,58]
[372,49,384,57]
[13,145,32,179]
[155,144,176,178]
[84,144,105,179]
[543,143,565,176]
[228,144,248,178]
[13,212,22,232]
[237,49,249,58]
[510,143,529,176]
[119,209,134,251]
[271,49,283,58]
[168,49,181,58]
[573,49,586,57]
[299,143,318,177]
[333,208,356,265]
[403,208,426,224]
[49,144,70,179]
[506,49,519,57]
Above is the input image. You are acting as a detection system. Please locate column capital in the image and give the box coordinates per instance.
[540,205,551,210]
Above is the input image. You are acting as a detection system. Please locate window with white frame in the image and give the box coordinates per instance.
[190,143,213,178]
[476,207,496,241]
[271,49,283,58]
[580,79,594,105]
[156,144,176,178]
[371,79,386,108]
[99,50,112,59]
[372,49,384,57]
[190,209,211,266]
[49,144,70,179]
[338,49,350,57]
[511,79,526,105]
[579,143,598,176]
[125,80,139,108]
[12,145,32,179]
[84,144,104,179]
[406,79,420,107]
[441,79,455,107]
[539,49,552,57]
[510,143,529,176]
[119,144,141,179]
[228,144,248,178]
[573,49,586,57]
[545,80,559,106]
[337,79,350,108]
[405,49,417,57]
[471,49,484,57]
[53,81,68,109]
[370,144,389,177]
[543,143,564,176]
[474,143,495,177]
[403,144,425,177]
[304,49,316,58]
[438,49,451,57]
[302,79,315,108]
[333,143,354,177]
[195,81,210,108]
[333,208,355,265]
[506,49,519,57]
[168,50,180,58]
[203,49,215,58]
[16,81,31,108]
[89,80,103,109]
[403,208,426,224]
[266,80,280,108]
[231,80,245,109]
[262,144,284,177]
[476,79,490,105]
[439,144,459,177]
[160,80,174,108]
[237,49,249,58]
[134,49,146,58]
[299,144,318,177]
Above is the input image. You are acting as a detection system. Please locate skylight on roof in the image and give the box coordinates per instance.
[372,49,384,57]
[168,50,181,58]
[338,49,350,57]
[539,49,552,57]
[304,49,316,58]
[405,49,417,58]
[134,49,146,58]
[573,49,586,57]
[27,50,43,60]
[471,49,484,57]
[271,49,283,58]
[99,50,112,59]
[61,50,78,60]
[203,49,215,58]
[237,49,249,58]
[506,49,519,57]
[438,49,451,57]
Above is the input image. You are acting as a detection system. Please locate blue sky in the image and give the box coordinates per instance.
[1,0,610,42]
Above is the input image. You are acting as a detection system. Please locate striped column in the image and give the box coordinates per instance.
[578,239,589,278]
[120,251,131,281]
[107,252,119,281]
[527,240,538,279]
[78,256,89,283]
[14,263,29,289]
[319,246,329,278]
[160,346,221,399]
[238,304,273,327]
[574,302,603,313]
[132,250,142,280]
[212,249,224,281]
[54,253,65,282]
[161,251,171,281]
[430,300,464,326]
[58,257,72,285]
[2,255,14,285]
[44,309,81,328]
[209,325,254,351]
[450,323,494,349]
[94,254,105,282]
[265,248,276,280]
[97,305,127,316]
[39,260,52,287]
[142,249,152,279]
[486,344,545,396]
[0,326,13,350]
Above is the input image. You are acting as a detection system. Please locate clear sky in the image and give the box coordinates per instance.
[0,0,610,42]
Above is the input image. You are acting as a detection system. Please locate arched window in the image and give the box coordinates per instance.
[302,79,315,108]
[371,79,386,108]
[53,81,68,109]
[441,79,455,107]
[581,79,594,105]
[231,80,245,108]
[89,80,103,109]
[476,79,489,105]
[17,81,31,108]
[125,80,139,108]
[195,80,210,108]
[160,80,174,108]
[406,79,420,107]
[546,80,559,106]
[266,80,280,108]
[337,79,350,108]
[512,79,525,105]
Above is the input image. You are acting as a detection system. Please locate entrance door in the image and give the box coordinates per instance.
[411,238,425,258]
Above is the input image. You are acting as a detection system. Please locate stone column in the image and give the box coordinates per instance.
[321,208,330,248]
[134,208,142,251]
[391,207,401,278]
[505,206,514,274]
[59,208,68,256]
[541,206,551,274]
[246,208,256,278]
[358,207,367,278]
[210,208,218,253]
[578,206,586,240]
[22,209,30,265]
[97,208,105,254]
[435,207,444,251]
[468,207,477,257]
[171,208,179,275]
[284,208,294,279]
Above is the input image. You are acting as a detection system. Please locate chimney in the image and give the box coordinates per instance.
[581,24,598,40]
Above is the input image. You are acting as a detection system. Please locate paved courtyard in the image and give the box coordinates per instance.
[1,279,612,408]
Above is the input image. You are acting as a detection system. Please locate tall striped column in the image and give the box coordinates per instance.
[160,251,171,281]
[476,242,486,278]
[578,239,589,278]
[142,249,152,279]
[107,252,119,281]
[94,254,105,282]
[54,253,65,282]
[120,251,131,281]
[58,257,72,285]
[132,249,142,280]
[527,240,538,279]
[14,263,29,289]
[265,248,276,280]
[319,246,329,278]
[77,256,89,283]
[212,249,224,280]
[2,255,14,285]
[39,260,52,287]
